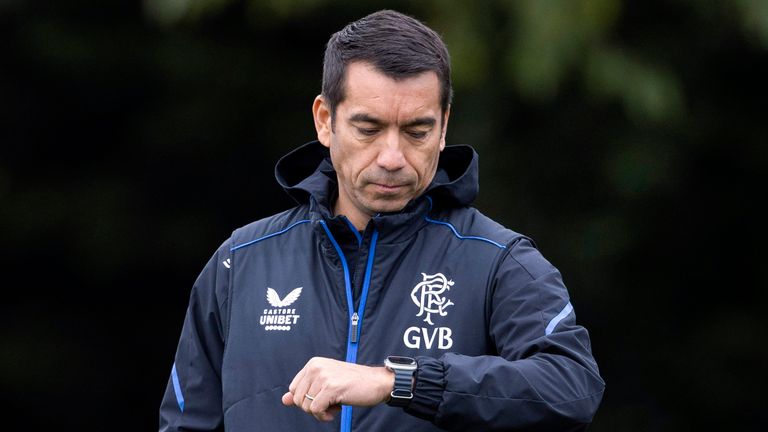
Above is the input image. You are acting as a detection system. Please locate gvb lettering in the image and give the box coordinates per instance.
[403,326,453,349]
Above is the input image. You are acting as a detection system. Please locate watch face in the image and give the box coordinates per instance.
[387,356,416,366]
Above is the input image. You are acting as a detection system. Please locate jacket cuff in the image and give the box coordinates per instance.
[404,356,446,421]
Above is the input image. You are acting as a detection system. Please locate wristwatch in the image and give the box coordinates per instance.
[384,356,417,407]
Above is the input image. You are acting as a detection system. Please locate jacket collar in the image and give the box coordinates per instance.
[274,140,479,242]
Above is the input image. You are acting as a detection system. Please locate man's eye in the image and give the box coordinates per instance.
[358,128,379,136]
[407,131,428,139]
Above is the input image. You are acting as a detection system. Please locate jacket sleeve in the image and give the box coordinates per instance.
[159,240,231,432]
[405,238,605,431]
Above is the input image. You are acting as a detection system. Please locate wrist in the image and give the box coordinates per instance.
[380,367,395,403]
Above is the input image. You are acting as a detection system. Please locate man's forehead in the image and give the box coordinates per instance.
[339,62,441,120]
[344,63,439,96]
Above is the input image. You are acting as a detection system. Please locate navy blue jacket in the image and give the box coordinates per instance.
[159,141,604,431]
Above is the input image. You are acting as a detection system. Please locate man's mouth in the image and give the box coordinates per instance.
[371,183,406,193]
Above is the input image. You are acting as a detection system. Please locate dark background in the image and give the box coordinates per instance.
[2,1,766,430]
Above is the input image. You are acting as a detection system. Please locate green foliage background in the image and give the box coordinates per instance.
[2,0,766,430]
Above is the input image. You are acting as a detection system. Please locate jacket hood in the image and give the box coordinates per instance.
[274,141,479,209]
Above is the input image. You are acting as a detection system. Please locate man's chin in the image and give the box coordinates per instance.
[366,198,411,215]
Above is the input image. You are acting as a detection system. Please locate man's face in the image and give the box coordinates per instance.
[313,62,449,228]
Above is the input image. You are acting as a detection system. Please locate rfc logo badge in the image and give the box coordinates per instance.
[411,272,454,325]
[260,287,302,331]
[404,273,454,350]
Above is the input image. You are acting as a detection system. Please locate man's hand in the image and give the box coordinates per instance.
[281,357,394,422]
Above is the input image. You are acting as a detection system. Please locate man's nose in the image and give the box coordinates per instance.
[376,129,406,171]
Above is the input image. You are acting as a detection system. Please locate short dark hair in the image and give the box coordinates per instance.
[322,10,453,120]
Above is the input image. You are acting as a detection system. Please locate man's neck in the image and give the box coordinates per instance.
[333,200,371,231]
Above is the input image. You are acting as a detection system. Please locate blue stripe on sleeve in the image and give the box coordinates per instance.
[171,363,185,412]
[545,301,573,335]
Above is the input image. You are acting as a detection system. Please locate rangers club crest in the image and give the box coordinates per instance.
[411,272,454,325]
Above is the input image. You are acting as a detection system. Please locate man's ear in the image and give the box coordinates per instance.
[439,105,451,151]
[312,95,332,148]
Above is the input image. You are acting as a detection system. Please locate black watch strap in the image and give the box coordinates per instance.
[389,369,413,406]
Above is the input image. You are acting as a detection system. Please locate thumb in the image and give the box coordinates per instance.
[281,391,296,406]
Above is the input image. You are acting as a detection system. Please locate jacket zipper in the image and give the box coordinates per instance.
[341,228,378,432]
[350,312,359,343]
[342,228,378,363]
[319,221,379,432]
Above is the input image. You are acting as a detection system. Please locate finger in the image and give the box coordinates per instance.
[290,366,312,407]
[292,375,314,407]
[319,404,342,422]
[315,409,335,422]
[281,391,295,407]
[288,365,307,394]
[308,387,338,421]
[302,382,323,414]
[312,400,341,422]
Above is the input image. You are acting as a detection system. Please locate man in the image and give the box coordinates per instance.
[160,9,604,432]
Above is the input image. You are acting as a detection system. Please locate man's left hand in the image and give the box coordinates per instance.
[281,357,394,422]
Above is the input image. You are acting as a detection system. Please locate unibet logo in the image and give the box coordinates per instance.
[260,287,302,331]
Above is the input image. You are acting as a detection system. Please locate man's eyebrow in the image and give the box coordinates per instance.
[348,114,437,128]
[402,117,436,128]
[349,113,383,125]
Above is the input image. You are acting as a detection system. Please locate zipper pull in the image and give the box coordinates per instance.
[350,312,359,343]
